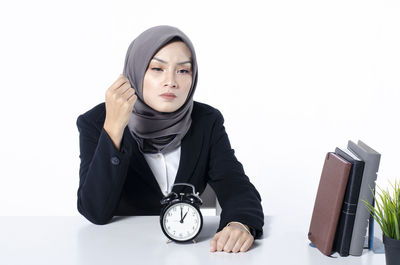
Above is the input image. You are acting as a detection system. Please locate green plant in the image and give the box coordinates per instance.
[363,180,400,240]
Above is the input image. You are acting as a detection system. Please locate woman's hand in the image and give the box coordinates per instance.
[210,223,254,253]
[103,74,137,151]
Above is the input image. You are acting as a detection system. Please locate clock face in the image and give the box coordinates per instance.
[162,202,202,242]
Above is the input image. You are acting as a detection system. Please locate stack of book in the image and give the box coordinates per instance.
[308,140,381,257]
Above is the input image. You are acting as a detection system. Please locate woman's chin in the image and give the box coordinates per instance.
[154,104,180,113]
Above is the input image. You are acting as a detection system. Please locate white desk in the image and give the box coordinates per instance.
[0,215,385,265]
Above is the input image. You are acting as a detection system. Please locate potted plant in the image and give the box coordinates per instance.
[363,180,400,265]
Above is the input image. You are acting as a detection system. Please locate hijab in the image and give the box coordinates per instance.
[122,25,198,154]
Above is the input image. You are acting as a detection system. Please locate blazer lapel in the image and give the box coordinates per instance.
[172,123,204,195]
[93,102,205,199]
[122,126,165,198]
[94,105,163,197]
[114,122,204,197]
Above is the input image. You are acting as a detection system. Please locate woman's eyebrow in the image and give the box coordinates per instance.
[152,57,192,65]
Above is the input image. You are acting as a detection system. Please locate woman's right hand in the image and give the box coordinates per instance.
[103,74,137,150]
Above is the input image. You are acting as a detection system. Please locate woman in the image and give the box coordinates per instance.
[76,25,264,253]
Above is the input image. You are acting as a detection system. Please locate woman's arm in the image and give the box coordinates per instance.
[76,114,132,225]
[207,109,264,239]
[77,74,136,224]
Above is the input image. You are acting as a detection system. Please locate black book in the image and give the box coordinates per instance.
[332,147,365,256]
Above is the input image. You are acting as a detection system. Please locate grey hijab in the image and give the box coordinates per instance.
[122,25,198,154]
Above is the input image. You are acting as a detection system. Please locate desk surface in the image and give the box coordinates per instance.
[0,215,385,265]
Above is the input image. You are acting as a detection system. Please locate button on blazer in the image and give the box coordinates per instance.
[76,101,264,239]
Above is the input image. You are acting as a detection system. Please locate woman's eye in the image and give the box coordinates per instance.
[151,67,162,71]
[178,69,189,74]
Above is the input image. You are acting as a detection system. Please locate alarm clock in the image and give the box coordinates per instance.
[160,183,203,243]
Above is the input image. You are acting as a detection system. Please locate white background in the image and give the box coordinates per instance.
[0,0,399,221]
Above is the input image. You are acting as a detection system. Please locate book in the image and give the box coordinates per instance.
[308,152,352,256]
[332,147,365,256]
[347,140,381,256]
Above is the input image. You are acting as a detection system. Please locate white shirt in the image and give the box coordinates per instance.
[143,146,181,196]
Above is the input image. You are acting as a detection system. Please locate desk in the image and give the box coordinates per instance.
[0,216,385,265]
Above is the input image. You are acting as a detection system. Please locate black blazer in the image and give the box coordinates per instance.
[76,101,264,239]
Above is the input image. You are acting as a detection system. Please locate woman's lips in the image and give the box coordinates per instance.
[160,93,176,100]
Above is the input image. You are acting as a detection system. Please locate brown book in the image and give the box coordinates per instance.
[308,152,352,256]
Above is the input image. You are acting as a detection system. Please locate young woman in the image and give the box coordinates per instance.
[76,25,264,253]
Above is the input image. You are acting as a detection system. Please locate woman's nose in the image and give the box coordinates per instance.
[164,71,177,88]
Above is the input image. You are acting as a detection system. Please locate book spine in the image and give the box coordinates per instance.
[348,144,380,256]
[333,150,365,256]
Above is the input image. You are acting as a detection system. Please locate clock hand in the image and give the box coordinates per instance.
[182,210,189,222]
[180,206,183,222]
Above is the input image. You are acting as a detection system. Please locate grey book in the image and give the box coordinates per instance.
[347,140,381,256]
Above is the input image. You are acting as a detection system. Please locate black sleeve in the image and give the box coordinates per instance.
[76,114,132,225]
[207,110,264,239]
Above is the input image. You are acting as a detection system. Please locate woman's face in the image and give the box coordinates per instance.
[143,41,193,113]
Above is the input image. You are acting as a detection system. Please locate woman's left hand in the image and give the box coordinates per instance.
[210,223,254,253]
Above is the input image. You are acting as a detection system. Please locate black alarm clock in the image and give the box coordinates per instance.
[160,183,203,243]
